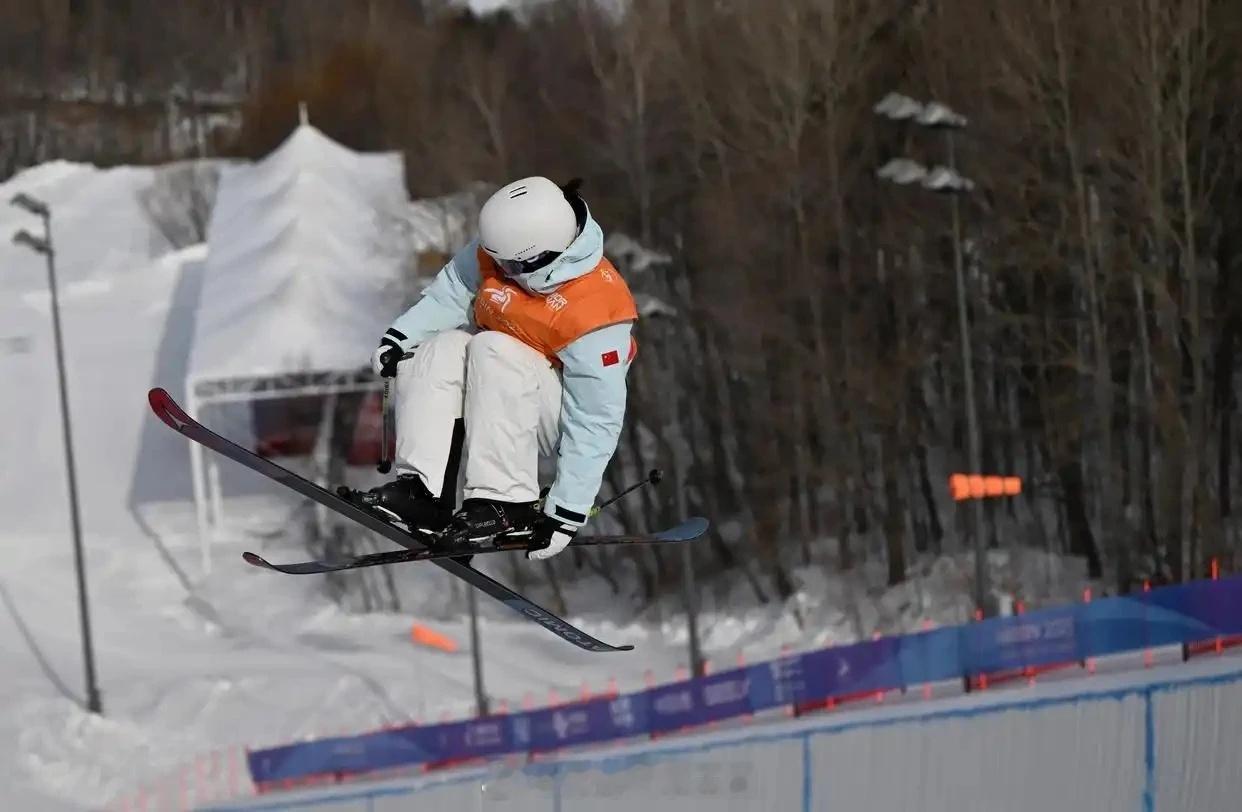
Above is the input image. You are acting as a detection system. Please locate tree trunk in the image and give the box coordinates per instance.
[1059,459,1103,578]
[882,434,906,586]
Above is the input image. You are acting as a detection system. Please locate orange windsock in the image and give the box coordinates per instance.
[410,623,459,653]
[950,474,968,501]
[951,474,1022,501]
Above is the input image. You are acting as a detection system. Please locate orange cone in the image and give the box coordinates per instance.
[410,623,459,653]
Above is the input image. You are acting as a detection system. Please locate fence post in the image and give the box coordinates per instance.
[1083,588,1096,674]
[736,651,755,723]
[921,619,935,700]
[964,609,984,693]
[1143,580,1153,668]
[780,644,796,717]
[1212,558,1223,655]
[1016,601,1035,686]
[871,632,886,703]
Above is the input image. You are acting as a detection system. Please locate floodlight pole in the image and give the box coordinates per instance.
[944,129,988,619]
[467,588,489,717]
[874,97,990,616]
[10,193,103,714]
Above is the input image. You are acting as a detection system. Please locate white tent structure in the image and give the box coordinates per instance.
[185,121,424,571]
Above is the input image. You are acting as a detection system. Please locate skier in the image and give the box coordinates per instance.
[363,177,637,561]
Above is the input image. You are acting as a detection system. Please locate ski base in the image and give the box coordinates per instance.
[242,517,709,575]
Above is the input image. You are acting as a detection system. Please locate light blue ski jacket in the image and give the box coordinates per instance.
[384,214,633,526]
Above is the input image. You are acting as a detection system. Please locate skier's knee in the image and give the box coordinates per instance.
[467,330,534,365]
[405,329,471,376]
[424,329,473,356]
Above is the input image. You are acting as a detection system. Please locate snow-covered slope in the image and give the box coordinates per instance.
[0,159,1095,811]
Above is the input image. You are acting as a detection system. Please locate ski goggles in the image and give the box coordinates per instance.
[494,250,561,277]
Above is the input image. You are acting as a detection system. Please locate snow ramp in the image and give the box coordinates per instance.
[200,655,1242,812]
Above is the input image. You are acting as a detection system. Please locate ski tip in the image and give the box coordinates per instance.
[242,551,272,569]
[684,516,710,537]
[592,643,635,652]
[148,387,174,424]
[147,387,170,410]
[148,387,193,432]
[656,516,711,542]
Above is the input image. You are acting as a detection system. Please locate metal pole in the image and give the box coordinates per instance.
[187,390,211,574]
[468,588,488,717]
[207,456,225,535]
[589,468,662,518]
[681,542,703,677]
[662,344,703,678]
[41,211,103,714]
[377,378,392,474]
[673,454,703,678]
[947,131,989,615]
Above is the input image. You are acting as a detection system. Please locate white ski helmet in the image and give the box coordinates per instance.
[478,176,580,277]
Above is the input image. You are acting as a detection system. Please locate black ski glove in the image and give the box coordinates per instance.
[371,329,407,378]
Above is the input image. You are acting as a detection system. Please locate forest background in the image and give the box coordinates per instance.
[4,0,1242,610]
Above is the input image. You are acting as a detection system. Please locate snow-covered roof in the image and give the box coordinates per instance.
[187,124,411,393]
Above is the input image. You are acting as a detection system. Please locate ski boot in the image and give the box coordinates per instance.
[345,474,451,534]
[441,498,540,551]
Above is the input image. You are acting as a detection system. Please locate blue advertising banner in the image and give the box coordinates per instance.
[427,714,512,762]
[522,695,628,752]
[964,603,1080,674]
[644,667,758,734]
[895,626,961,685]
[248,573,1242,786]
[800,636,903,699]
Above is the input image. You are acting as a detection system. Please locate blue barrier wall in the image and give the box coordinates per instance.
[247,574,1242,786]
[211,664,1242,812]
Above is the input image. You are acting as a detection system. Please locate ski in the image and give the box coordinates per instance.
[242,517,709,575]
[148,387,687,653]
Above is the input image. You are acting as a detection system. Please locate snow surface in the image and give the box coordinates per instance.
[454,0,557,18]
[0,157,1097,811]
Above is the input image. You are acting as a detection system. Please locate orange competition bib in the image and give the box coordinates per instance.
[472,247,638,364]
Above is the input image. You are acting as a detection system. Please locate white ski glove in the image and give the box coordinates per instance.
[527,512,579,561]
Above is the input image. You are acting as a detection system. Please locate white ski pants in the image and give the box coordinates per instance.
[393,329,562,504]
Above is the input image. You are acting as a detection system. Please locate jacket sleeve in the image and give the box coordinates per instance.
[544,321,634,527]
[383,241,481,351]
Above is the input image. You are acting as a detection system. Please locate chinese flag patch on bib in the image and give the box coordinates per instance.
[601,349,620,367]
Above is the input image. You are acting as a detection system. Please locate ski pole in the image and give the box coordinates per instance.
[376,378,393,474]
[589,469,662,517]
